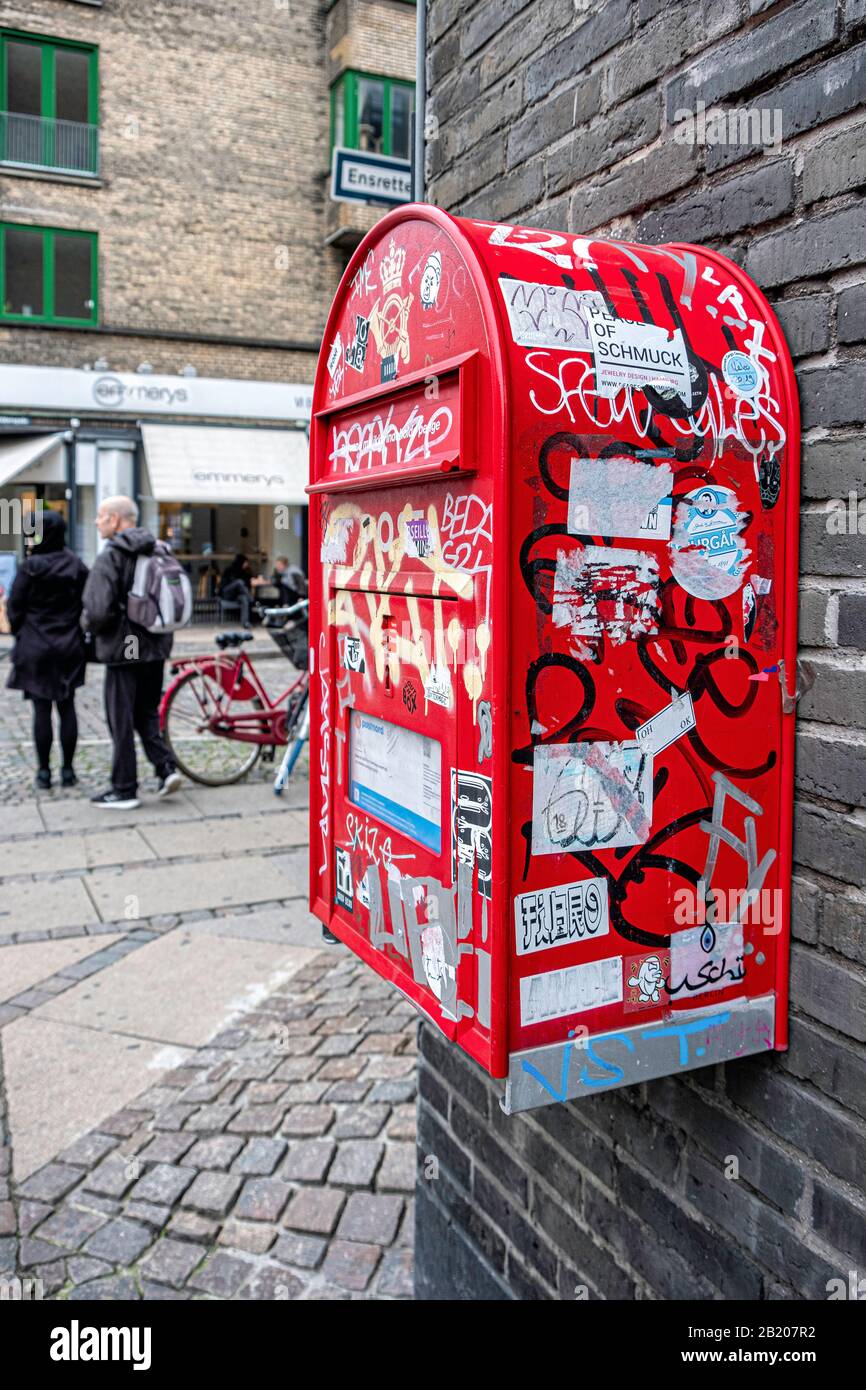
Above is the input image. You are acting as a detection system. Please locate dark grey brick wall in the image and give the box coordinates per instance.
[417,0,866,1301]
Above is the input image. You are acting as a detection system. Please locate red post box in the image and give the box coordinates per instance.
[308,205,799,1113]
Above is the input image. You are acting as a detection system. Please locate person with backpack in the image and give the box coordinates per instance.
[83,495,192,809]
[5,509,89,789]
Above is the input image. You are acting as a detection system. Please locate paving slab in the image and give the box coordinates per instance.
[0,877,99,938]
[38,793,202,834]
[0,829,155,878]
[183,782,306,818]
[0,935,123,1005]
[36,929,320,1048]
[85,852,306,921]
[139,811,308,860]
[187,904,323,948]
[3,1015,193,1180]
[0,803,46,839]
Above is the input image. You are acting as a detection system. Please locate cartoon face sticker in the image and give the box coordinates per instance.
[628,955,664,1003]
[419,250,442,311]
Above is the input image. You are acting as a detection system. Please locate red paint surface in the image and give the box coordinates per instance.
[308,206,799,1081]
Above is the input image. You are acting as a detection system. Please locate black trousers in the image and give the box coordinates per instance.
[104,661,175,796]
[32,695,78,771]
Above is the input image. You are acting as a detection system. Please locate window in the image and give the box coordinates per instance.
[0,223,97,325]
[0,30,98,174]
[331,71,415,161]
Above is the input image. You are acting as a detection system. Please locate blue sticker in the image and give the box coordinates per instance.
[722,350,759,397]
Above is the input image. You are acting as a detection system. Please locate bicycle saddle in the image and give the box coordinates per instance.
[215,631,254,649]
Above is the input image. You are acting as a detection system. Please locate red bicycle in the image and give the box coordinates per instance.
[159,602,309,785]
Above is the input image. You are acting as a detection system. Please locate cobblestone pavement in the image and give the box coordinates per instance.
[4,953,416,1300]
[0,665,418,1300]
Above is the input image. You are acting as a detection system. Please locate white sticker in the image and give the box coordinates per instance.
[320,516,351,564]
[342,636,365,673]
[531,741,653,854]
[356,873,371,910]
[514,877,609,956]
[635,692,695,756]
[567,457,673,540]
[582,292,693,407]
[668,921,746,1000]
[498,277,592,351]
[335,846,353,911]
[520,956,623,1025]
[327,333,343,379]
[424,663,452,710]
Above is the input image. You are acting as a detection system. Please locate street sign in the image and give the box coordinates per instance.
[330,146,412,207]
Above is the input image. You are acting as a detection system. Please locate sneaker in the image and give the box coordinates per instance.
[36,768,51,790]
[61,767,78,788]
[157,770,182,798]
[91,789,139,809]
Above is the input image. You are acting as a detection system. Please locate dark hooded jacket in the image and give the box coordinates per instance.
[6,510,89,701]
[82,526,173,665]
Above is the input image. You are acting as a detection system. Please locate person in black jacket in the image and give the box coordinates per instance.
[82,495,181,809]
[6,509,88,789]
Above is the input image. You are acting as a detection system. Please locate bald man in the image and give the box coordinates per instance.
[82,495,181,808]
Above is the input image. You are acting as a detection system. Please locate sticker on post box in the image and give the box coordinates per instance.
[349,711,441,853]
[582,292,693,407]
[531,741,653,855]
[668,921,747,1000]
[566,457,673,540]
[452,770,493,900]
[520,956,623,1026]
[634,692,695,756]
[514,877,609,956]
[498,276,592,351]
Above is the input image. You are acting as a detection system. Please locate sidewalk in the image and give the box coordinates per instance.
[0,680,416,1299]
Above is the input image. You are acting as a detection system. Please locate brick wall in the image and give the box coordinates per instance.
[416,0,866,1300]
[0,0,336,383]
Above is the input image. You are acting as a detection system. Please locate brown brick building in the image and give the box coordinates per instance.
[0,0,415,578]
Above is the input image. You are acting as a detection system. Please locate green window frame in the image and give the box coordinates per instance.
[0,222,98,326]
[330,70,415,162]
[0,28,99,173]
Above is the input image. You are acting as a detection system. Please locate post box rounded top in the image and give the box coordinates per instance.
[313,202,798,472]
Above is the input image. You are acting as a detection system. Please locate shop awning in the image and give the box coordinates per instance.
[140,425,309,506]
[0,432,66,487]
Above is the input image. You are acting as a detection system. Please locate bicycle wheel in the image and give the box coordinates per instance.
[163,667,264,785]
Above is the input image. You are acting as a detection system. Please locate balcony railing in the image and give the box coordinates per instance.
[0,111,99,177]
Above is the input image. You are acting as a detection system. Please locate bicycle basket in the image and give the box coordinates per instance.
[266,621,308,668]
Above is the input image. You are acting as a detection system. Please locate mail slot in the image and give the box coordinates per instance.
[308,205,799,1113]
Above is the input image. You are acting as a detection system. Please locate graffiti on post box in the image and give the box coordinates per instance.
[309,208,796,1105]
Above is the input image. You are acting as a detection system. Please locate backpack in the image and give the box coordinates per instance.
[126,542,193,633]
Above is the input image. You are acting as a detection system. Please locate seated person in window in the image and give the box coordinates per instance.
[219,553,254,625]
[251,556,307,608]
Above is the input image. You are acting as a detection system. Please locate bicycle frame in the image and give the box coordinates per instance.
[160,649,309,747]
